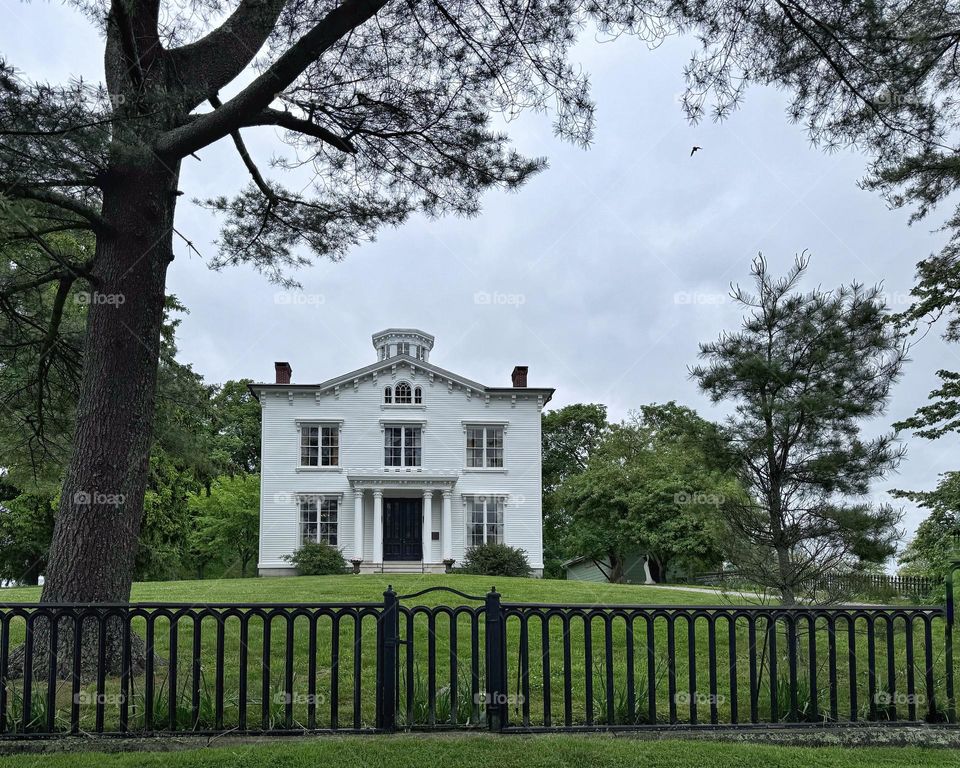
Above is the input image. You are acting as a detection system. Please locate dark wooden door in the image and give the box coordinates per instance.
[383,498,422,561]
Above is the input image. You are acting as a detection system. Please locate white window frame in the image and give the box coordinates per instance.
[383,424,422,467]
[296,420,343,469]
[382,381,425,410]
[298,494,340,546]
[394,381,413,404]
[464,495,505,547]
[462,422,507,470]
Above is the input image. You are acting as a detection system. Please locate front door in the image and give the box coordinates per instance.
[383,498,423,561]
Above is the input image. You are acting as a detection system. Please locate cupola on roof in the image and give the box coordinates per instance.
[372,328,435,362]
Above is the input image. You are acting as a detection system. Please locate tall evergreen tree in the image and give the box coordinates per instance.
[0,0,667,614]
[691,255,907,604]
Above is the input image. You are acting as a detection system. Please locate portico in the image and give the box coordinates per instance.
[349,471,458,572]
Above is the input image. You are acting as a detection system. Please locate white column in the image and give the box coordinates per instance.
[372,489,384,564]
[353,488,364,561]
[421,490,433,564]
[441,490,453,562]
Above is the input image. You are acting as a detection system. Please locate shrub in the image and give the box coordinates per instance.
[459,543,531,577]
[285,542,347,575]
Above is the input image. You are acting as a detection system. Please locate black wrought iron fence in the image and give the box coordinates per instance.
[682,571,943,599]
[814,574,943,599]
[0,601,386,735]
[497,603,954,730]
[0,587,956,737]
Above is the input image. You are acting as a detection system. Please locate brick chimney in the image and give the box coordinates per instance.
[275,361,292,384]
[511,365,528,388]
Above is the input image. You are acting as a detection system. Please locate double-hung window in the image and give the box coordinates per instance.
[466,495,504,547]
[465,425,504,468]
[300,423,339,467]
[299,495,339,546]
[384,425,422,467]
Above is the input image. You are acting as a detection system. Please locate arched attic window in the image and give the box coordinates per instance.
[395,382,412,404]
[414,386,422,404]
[384,386,393,404]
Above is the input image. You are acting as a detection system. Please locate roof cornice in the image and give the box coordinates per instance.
[248,354,554,405]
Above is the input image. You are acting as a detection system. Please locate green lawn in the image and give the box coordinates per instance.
[0,573,730,607]
[0,575,953,734]
[1,734,957,768]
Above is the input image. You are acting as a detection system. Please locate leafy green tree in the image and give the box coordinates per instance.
[895,472,960,578]
[0,491,56,585]
[691,255,906,604]
[135,453,199,581]
[189,474,260,578]
[541,404,608,577]
[559,404,733,583]
[210,380,262,477]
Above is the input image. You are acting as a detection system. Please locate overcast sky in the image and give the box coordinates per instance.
[5,4,958,556]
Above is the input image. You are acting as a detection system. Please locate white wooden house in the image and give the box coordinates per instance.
[251,328,554,575]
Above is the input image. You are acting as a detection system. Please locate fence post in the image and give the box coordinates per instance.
[946,536,960,723]
[484,587,507,731]
[378,585,399,731]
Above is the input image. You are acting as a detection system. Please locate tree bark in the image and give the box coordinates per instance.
[24,158,180,679]
[607,551,625,584]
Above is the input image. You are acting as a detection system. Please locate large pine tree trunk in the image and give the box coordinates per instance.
[20,159,181,679]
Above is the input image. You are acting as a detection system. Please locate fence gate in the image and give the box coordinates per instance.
[378,585,508,731]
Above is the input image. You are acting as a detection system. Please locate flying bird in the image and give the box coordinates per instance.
[690,146,702,156]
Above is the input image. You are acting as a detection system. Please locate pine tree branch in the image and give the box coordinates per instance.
[109,0,145,89]
[240,108,356,154]
[209,96,278,204]
[156,0,391,159]
[167,0,289,108]
[2,183,105,230]
[34,275,75,437]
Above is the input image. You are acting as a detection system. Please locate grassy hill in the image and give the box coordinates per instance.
[0,573,733,606]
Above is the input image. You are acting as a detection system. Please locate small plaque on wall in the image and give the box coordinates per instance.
[431,531,440,541]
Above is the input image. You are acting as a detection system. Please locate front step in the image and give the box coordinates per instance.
[380,562,423,573]
[357,562,448,575]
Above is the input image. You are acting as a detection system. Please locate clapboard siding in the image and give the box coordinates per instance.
[257,360,546,571]
[564,552,649,584]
